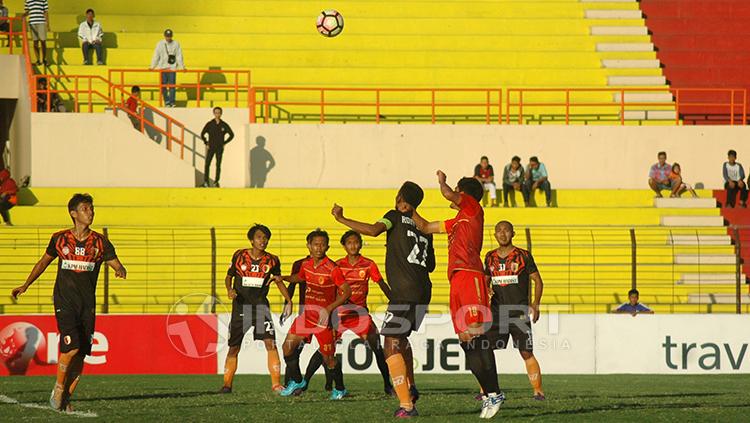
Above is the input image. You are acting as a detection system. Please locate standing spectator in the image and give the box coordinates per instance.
[36,77,65,112]
[669,163,698,198]
[0,1,10,47]
[124,85,141,130]
[24,0,49,66]
[473,156,497,207]
[648,151,672,198]
[201,107,234,187]
[77,8,103,65]
[502,155,524,208]
[723,149,747,208]
[613,289,654,316]
[149,29,184,108]
[0,168,18,226]
[522,156,552,207]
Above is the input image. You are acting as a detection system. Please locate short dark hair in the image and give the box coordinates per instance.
[657,151,667,158]
[480,156,489,162]
[672,162,681,171]
[131,85,140,93]
[729,149,737,158]
[213,106,223,113]
[398,181,424,208]
[457,177,484,202]
[86,8,94,14]
[340,230,362,246]
[306,228,329,245]
[628,289,639,296]
[511,156,521,163]
[529,156,539,164]
[496,220,514,232]
[247,224,271,241]
[68,193,93,212]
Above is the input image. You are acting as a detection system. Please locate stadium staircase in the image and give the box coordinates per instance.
[1,188,747,315]
[2,0,675,124]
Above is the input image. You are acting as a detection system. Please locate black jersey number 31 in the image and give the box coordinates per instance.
[406,230,429,267]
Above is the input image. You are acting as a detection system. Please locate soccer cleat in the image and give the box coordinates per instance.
[218,386,232,394]
[480,392,505,419]
[393,406,418,418]
[474,392,485,401]
[409,386,420,404]
[533,393,546,401]
[329,388,347,400]
[279,379,306,397]
[272,384,284,393]
[49,383,64,410]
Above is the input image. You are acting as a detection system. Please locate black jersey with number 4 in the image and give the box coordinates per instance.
[484,247,538,311]
[46,230,117,309]
[378,209,435,303]
[227,250,281,304]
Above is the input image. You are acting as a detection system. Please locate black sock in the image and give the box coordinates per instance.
[461,335,499,395]
[373,345,392,388]
[331,360,345,391]
[304,350,325,383]
[284,346,303,384]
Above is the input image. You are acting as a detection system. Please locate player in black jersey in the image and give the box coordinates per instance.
[220,224,293,394]
[332,181,434,418]
[11,194,127,411]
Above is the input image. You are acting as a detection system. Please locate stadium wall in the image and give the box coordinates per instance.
[0,55,32,183]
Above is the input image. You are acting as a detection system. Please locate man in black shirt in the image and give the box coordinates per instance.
[200,107,234,187]
[11,193,127,411]
[332,181,434,418]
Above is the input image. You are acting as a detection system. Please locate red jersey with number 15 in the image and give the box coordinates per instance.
[443,193,484,278]
[336,255,383,314]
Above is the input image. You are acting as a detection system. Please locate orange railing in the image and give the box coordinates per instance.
[250,87,504,124]
[108,68,251,110]
[505,87,747,125]
[33,74,186,159]
[1,16,35,108]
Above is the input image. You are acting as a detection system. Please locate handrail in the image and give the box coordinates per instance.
[1,16,35,110]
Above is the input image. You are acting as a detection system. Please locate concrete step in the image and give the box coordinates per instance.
[602,59,660,68]
[623,110,676,121]
[585,10,642,19]
[678,273,745,285]
[668,235,732,246]
[597,43,654,52]
[608,75,667,86]
[614,92,673,103]
[654,197,718,209]
[661,215,725,227]
[674,254,737,265]
[688,293,750,304]
[591,26,648,36]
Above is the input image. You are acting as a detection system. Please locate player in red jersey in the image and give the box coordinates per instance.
[277,229,351,400]
[11,194,127,411]
[414,170,504,419]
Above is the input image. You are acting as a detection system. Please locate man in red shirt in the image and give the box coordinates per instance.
[474,156,497,207]
[0,168,18,226]
[414,170,504,419]
[124,85,141,131]
[277,229,351,400]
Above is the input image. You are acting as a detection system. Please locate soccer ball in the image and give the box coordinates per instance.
[316,10,344,37]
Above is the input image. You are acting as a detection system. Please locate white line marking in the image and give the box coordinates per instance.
[0,394,98,418]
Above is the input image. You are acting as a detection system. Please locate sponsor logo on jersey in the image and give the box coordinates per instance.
[241,276,265,288]
[61,260,96,272]
[491,275,519,286]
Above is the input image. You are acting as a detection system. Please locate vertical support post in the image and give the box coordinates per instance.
[525,227,532,254]
[210,227,217,314]
[103,227,110,314]
[249,87,256,123]
[734,226,742,314]
[196,71,201,108]
[518,90,524,124]
[630,228,637,290]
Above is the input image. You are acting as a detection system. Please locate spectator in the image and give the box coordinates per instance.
[723,149,747,208]
[200,107,234,187]
[0,168,17,226]
[1,1,9,47]
[648,151,672,198]
[502,155,524,208]
[522,156,551,207]
[149,29,184,108]
[473,156,497,207]
[669,163,697,198]
[613,289,654,316]
[24,0,49,66]
[77,8,103,65]
[124,85,141,130]
[36,77,65,112]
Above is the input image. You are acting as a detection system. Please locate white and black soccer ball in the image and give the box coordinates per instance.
[316,10,344,37]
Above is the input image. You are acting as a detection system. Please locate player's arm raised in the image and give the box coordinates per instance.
[107,257,127,279]
[437,170,461,206]
[12,253,56,299]
[411,210,442,235]
[529,271,544,323]
[332,203,387,237]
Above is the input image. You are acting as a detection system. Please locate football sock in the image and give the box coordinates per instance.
[373,345,392,388]
[461,335,499,395]
[386,354,413,410]
[55,354,72,387]
[524,356,543,394]
[223,354,238,388]
[284,347,303,384]
[402,344,415,387]
[304,350,325,383]
[65,354,85,396]
[331,359,345,391]
[267,349,282,387]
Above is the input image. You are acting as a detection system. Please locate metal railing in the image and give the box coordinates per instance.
[1,226,746,315]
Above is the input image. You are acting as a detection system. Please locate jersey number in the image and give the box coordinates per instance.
[406,230,429,268]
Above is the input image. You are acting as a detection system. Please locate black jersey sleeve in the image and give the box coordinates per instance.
[525,251,539,275]
[270,255,281,276]
[483,251,493,275]
[45,234,58,258]
[380,209,401,232]
[227,250,241,277]
[102,237,117,262]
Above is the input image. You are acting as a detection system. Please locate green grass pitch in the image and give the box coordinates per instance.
[1,374,749,421]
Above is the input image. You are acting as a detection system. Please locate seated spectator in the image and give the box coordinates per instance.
[613,289,654,316]
[0,168,18,226]
[77,8,103,65]
[669,163,697,198]
[502,155,524,208]
[522,156,551,207]
[124,85,141,130]
[648,151,672,198]
[723,149,747,208]
[473,155,497,207]
[35,77,65,112]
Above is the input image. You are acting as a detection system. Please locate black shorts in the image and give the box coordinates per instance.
[381,301,428,338]
[228,301,275,347]
[486,308,533,352]
[54,302,95,355]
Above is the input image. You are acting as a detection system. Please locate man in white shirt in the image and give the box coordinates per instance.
[149,29,185,107]
[723,149,747,208]
[77,9,103,65]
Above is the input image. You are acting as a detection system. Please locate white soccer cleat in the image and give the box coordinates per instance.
[480,392,505,419]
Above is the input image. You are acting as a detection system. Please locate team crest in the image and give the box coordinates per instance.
[93,247,99,256]
[62,247,70,255]
[511,262,519,272]
[319,276,325,284]
[358,270,366,278]
[241,265,247,271]
[263,264,270,273]
[64,335,71,345]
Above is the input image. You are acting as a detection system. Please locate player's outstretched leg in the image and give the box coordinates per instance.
[263,339,284,392]
[280,336,307,396]
[365,325,394,395]
[521,351,545,400]
[384,336,417,417]
[460,330,504,419]
[324,353,347,400]
[220,345,241,393]
[51,349,78,410]
[302,350,325,390]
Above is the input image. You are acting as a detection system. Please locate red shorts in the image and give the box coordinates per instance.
[288,312,335,355]
[336,313,374,339]
[449,270,491,334]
